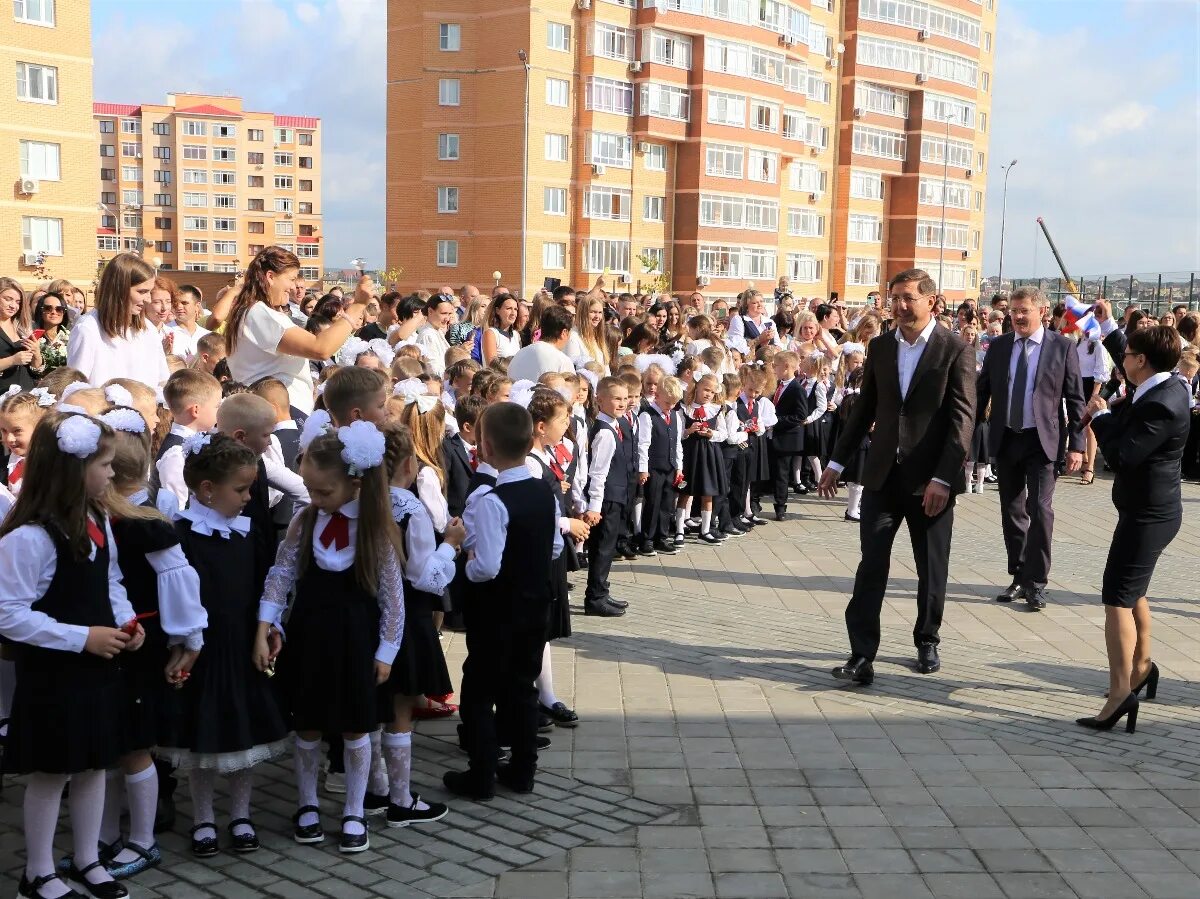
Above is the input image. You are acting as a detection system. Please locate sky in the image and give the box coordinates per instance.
[91,0,1200,280]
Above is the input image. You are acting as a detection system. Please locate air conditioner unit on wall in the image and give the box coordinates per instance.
[825,57,837,69]
[853,107,863,119]
[809,146,820,156]
[19,178,39,195]
[22,251,41,266]
[916,73,928,84]
[809,192,820,202]
[965,169,973,179]
[918,28,930,40]
[961,250,969,260]
[577,0,591,8]
[592,163,606,175]
[629,60,643,73]
[638,141,652,153]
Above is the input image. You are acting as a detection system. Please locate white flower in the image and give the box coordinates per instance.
[29,387,55,407]
[510,382,537,409]
[100,408,146,434]
[393,378,437,414]
[337,420,385,476]
[104,384,135,408]
[182,432,212,456]
[334,336,370,368]
[56,415,101,459]
[367,338,395,368]
[299,409,332,452]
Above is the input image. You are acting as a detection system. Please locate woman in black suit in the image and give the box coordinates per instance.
[1078,326,1190,733]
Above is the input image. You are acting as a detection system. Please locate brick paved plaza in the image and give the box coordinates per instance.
[3,477,1200,898]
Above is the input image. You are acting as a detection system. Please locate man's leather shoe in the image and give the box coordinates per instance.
[831,655,874,685]
[606,597,629,609]
[1025,587,1047,611]
[774,505,787,522]
[916,644,941,674]
[584,599,625,617]
[996,581,1026,603]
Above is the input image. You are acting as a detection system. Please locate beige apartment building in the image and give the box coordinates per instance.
[387,0,996,303]
[1,0,97,287]
[94,93,323,281]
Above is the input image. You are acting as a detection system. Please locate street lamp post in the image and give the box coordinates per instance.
[98,201,120,250]
[518,50,531,300]
[937,115,956,290]
[997,159,1018,290]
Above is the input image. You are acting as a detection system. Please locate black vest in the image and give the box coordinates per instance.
[642,400,679,472]
[741,316,761,341]
[588,417,634,504]
[487,478,556,622]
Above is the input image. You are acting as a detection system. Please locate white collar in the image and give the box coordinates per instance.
[170,422,198,438]
[896,317,938,347]
[496,466,533,486]
[274,420,298,432]
[318,499,360,520]
[1133,371,1173,403]
[477,461,499,477]
[597,412,620,426]
[1016,327,1045,346]
[178,501,251,538]
[129,488,150,506]
[458,434,474,451]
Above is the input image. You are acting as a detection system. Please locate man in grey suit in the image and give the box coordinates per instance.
[976,286,1086,611]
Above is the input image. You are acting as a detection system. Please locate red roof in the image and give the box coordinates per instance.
[274,114,318,129]
[94,102,140,116]
[175,103,242,118]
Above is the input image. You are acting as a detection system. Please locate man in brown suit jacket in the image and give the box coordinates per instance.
[818,269,976,684]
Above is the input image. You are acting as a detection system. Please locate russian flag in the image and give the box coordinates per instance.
[1061,296,1101,338]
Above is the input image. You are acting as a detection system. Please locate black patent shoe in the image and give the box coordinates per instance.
[996,581,1026,603]
[1076,692,1139,734]
[66,861,128,899]
[540,701,580,727]
[293,805,325,844]
[227,818,259,853]
[19,873,85,899]
[496,765,535,793]
[339,816,370,853]
[916,644,941,674]
[832,655,874,686]
[442,769,495,802]
[190,823,219,858]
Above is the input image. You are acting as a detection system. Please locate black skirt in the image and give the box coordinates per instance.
[1101,511,1182,608]
[804,414,831,460]
[970,421,991,464]
[746,431,772,483]
[388,588,453,698]
[682,434,727,497]
[120,632,176,754]
[839,436,871,485]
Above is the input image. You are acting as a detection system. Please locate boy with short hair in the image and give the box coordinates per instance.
[616,371,644,561]
[638,375,684,555]
[251,376,302,471]
[444,403,562,800]
[154,369,222,511]
[583,377,635,617]
[323,366,388,426]
[768,351,809,522]
[191,332,226,376]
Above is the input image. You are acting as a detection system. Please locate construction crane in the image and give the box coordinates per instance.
[1036,217,1082,299]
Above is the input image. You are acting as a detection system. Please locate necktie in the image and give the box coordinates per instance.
[9,458,24,484]
[1010,337,1028,430]
[694,406,707,423]
[615,422,624,441]
[773,380,785,404]
[468,448,478,471]
[87,518,105,548]
[319,511,351,551]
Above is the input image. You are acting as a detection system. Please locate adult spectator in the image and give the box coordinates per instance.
[31,290,70,374]
[67,253,169,386]
[415,293,455,375]
[225,247,368,413]
[774,275,793,308]
[387,293,428,349]
[506,305,577,382]
[288,276,309,326]
[299,293,318,317]
[147,275,179,356]
[976,286,1086,611]
[727,290,784,355]
[1078,326,1189,732]
[0,277,42,389]
[359,290,399,342]
[617,294,640,321]
[564,296,611,370]
[448,293,486,346]
[169,284,211,362]
[481,293,521,364]
[552,284,578,315]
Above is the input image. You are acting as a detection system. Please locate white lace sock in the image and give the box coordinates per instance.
[69,770,114,884]
[792,457,804,483]
[99,768,123,846]
[674,507,687,536]
[107,765,157,864]
[809,456,823,483]
[535,643,557,708]
[847,484,864,519]
[367,730,389,796]
[294,736,321,828]
[342,735,370,835]
[189,768,216,841]
[974,464,987,492]
[24,772,69,888]
[382,731,428,811]
[700,509,713,535]
[229,770,254,837]
[633,500,644,531]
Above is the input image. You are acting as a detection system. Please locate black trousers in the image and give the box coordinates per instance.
[771,449,799,508]
[640,470,674,543]
[996,429,1056,589]
[845,472,955,660]
[585,498,625,604]
[714,448,738,530]
[459,612,546,783]
[727,447,750,521]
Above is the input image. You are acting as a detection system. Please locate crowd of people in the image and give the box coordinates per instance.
[0,248,1193,899]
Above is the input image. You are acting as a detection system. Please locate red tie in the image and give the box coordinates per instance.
[694,407,707,423]
[615,423,624,441]
[553,442,572,470]
[9,458,24,484]
[773,380,786,404]
[468,448,478,471]
[319,511,351,551]
[87,519,106,548]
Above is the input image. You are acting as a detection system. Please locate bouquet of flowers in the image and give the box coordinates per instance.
[39,330,69,371]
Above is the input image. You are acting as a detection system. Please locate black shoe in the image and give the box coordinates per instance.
[496,765,535,794]
[844,511,860,522]
[916,644,941,674]
[584,599,625,617]
[774,505,787,522]
[984,473,998,483]
[338,816,369,853]
[720,525,747,538]
[750,514,769,526]
[577,550,589,567]
[227,819,259,853]
[538,714,555,734]
[996,581,1026,603]
[792,483,808,495]
[1076,692,1139,734]
[1025,587,1047,611]
[19,873,84,899]
[363,791,390,815]
[67,861,128,899]
[607,596,629,609]
[386,794,449,828]
[442,770,495,802]
[190,823,219,858]
[1134,662,1160,700]
[672,534,685,547]
[652,538,679,555]
[293,805,325,844]
[698,531,722,545]
[832,655,874,686]
[637,540,658,557]
[540,701,579,727]
[621,544,638,561]
[535,735,552,750]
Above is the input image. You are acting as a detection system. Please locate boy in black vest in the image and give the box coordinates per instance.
[444,402,562,800]
[153,369,221,510]
[445,394,491,632]
[636,374,683,555]
[768,351,809,521]
[583,377,635,617]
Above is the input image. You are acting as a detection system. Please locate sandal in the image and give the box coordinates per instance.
[1080,468,1094,485]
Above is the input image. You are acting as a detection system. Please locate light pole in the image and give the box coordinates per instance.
[937,115,956,290]
[997,159,1018,289]
[98,201,121,250]
[517,49,531,300]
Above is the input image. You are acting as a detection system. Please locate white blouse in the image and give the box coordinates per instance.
[488,327,522,360]
[683,403,729,442]
[0,520,135,654]
[258,499,405,665]
[415,466,450,533]
[66,311,171,388]
[177,502,251,538]
[525,445,576,535]
[388,487,457,595]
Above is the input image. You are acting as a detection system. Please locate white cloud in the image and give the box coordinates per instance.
[295,2,320,25]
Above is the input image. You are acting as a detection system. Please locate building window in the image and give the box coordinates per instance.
[213,240,237,255]
[544,187,567,216]
[14,0,55,26]
[299,132,313,146]
[439,23,461,51]
[705,143,743,179]
[248,175,264,188]
[274,197,293,214]
[100,191,115,204]
[438,79,460,106]
[246,128,262,141]
[847,257,881,286]
[744,198,779,232]
[583,186,631,221]
[920,135,973,168]
[99,121,114,134]
[275,175,293,189]
[583,239,630,274]
[437,186,459,213]
[182,120,206,136]
[707,91,746,127]
[183,145,206,160]
[19,140,60,180]
[587,132,632,168]
[979,111,987,133]
[248,221,265,234]
[296,244,319,257]
[154,217,172,228]
[214,123,236,138]
[642,247,665,273]
[697,245,741,279]
[437,239,458,267]
[547,22,570,51]
[183,263,209,272]
[99,214,115,229]
[121,189,143,206]
[299,202,312,214]
[546,78,569,108]
[247,151,264,165]
[786,253,823,283]
[214,148,235,162]
[122,213,141,229]
[121,165,141,181]
[747,149,778,183]
[849,170,884,200]
[586,77,633,115]
[787,208,824,237]
[275,152,293,166]
[645,144,666,171]
[21,216,62,255]
[213,194,236,209]
[590,22,634,61]
[100,144,115,157]
[153,122,170,135]
[981,71,990,92]
[640,83,690,121]
[159,240,173,253]
[274,128,293,143]
[919,177,970,209]
[700,195,744,229]
[212,217,235,231]
[119,119,140,135]
[184,216,208,230]
[984,32,992,52]
[788,162,827,193]
[848,214,883,243]
[545,133,568,162]
[643,196,665,223]
[275,221,294,236]
[299,156,313,169]
[543,242,565,270]
[98,236,119,251]
[644,29,692,69]
[183,169,208,184]
[744,248,776,280]
[299,179,312,191]
[100,168,115,182]
[438,133,460,160]
[153,146,171,160]
[852,125,906,160]
[16,61,57,103]
[153,169,172,184]
[916,220,969,250]
[750,100,779,133]
[855,82,910,118]
[247,198,264,211]
[299,224,314,236]
[184,240,208,254]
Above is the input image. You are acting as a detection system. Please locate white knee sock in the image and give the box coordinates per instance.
[700,509,712,535]
[743,489,753,517]
[228,770,254,837]
[847,484,863,518]
[674,507,687,536]
[342,735,370,835]
[69,770,111,882]
[382,730,427,811]
[367,730,389,796]
[809,456,823,482]
[633,500,644,531]
[189,768,216,840]
[23,772,69,882]
[535,643,557,708]
[123,764,158,851]
[293,736,321,828]
[99,768,123,845]
[792,457,803,482]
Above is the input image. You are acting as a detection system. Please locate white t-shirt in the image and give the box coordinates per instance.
[488,327,522,360]
[506,341,576,383]
[228,302,315,413]
[166,322,211,362]
[66,311,170,387]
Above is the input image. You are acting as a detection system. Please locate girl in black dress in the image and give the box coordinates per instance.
[0,412,141,899]
[255,423,405,853]
[158,434,290,860]
[677,372,729,545]
[97,409,207,881]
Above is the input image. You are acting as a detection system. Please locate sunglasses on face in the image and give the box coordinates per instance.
[42,305,63,313]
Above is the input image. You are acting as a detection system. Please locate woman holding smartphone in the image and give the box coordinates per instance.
[727,290,784,356]
[0,278,43,389]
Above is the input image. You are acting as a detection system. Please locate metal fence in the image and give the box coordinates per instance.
[996,272,1198,315]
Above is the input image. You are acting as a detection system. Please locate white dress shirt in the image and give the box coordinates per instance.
[389,486,458,595]
[1133,371,1173,403]
[526,447,575,534]
[416,466,450,533]
[1076,337,1110,382]
[415,324,451,376]
[897,317,939,400]
[584,413,622,513]
[167,322,211,362]
[463,467,563,583]
[1007,327,1044,429]
[684,403,729,443]
[507,341,577,382]
[156,422,198,509]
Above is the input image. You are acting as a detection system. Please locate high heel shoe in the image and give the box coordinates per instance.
[1076,692,1139,734]
[1133,662,1159,700]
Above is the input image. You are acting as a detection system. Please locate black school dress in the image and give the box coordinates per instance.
[529,445,578,641]
[740,398,772,484]
[160,514,289,772]
[836,392,871,484]
[803,380,829,459]
[681,404,727,497]
[4,523,129,775]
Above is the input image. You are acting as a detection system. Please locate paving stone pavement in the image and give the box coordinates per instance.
[2,474,1200,897]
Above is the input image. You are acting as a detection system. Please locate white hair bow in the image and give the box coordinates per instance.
[337,420,385,476]
[61,381,91,401]
[104,384,135,408]
[299,409,332,452]
[692,364,712,382]
[182,433,212,455]
[367,338,396,368]
[510,380,537,409]
[56,415,101,459]
[29,387,55,407]
[100,408,146,434]
[841,342,866,356]
[2,385,21,401]
[394,377,438,413]
[334,336,370,368]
